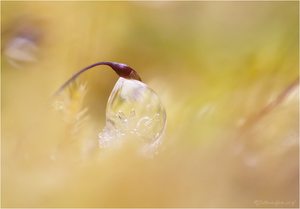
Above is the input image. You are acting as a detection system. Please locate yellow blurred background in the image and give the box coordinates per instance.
[1,1,299,208]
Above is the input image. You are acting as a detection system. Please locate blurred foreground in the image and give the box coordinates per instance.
[1,1,299,208]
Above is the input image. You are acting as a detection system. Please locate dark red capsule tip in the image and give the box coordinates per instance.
[108,62,142,81]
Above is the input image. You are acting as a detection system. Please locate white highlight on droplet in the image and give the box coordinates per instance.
[98,77,166,155]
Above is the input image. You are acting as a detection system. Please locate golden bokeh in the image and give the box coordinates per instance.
[1,1,299,208]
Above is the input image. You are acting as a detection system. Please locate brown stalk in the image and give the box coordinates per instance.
[54,62,141,96]
[241,77,299,129]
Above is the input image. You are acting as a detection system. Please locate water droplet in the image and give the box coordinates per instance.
[98,77,166,154]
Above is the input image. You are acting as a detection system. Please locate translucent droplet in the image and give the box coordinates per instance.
[98,77,166,154]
